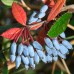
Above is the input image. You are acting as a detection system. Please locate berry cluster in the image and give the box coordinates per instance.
[44,32,73,62]
[10,32,73,70]
[10,41,45,69]
[28,5,48,24]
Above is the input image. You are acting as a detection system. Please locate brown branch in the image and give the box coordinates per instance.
[70,40,74,45]
[61,5,74,13]
[61,59,71,74]
[19,0,31,11]
[67,24,74,30]
[52,62,56,74]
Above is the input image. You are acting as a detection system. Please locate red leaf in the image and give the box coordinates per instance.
[47,0,66,22]
[12,2,27,26]
[42,0,55,7]
[1,28,21,40]
[29,21,45,30]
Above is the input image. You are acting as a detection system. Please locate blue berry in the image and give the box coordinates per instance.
[57,51,66,59]
[53,56,58,61]
[60,32,66,38]
[21,55,29,65]
[52,48,58,56]
[28,45,34,57]
[40,5,48,12]
[17,43,23,55]
[30,11,37,17]
[23,45,29,56]
[52,38,60,50]
[28,17,38,24]
[45,46,52,55]
[16,56,21,69]
[10,55,16,62]
[44,37,53,48]
[33,41,42,50]
[38,12,45,19]
[29,57,34,67]
[11,42,17,55]
[37,19,41,22]
[36,50,47,63]
[62,40,73,49]
[46,54,52,62]
[59,44,69,54]
[34,52,40,64]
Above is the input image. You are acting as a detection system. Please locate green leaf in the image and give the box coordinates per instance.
[1,0,17,6]
[47,13,72,38]
[3,62,8,74]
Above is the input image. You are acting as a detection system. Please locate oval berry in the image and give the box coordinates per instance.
[45,46,52,55]
[40,5,48,12]
[34,52,40,64]
[17,43,23,55]
[44,37,53,48]
[52,47,58,56]
[53,56,58,61]
[11,42,17,55]
[62,40,73,49]
[52,38,60,50]
[38,12,45,19]
[21,55,29,65]
[59,44,69,54]
[29,57,34,67]
[10,55,16,62]
[28,45,34,57]
[36,50,47,63]
[33,41,42,50]
[23,45,29,56]
[60,32,66,38]
[57,51,66,59]
[28,17,38,24]
[46,54,52,62]
[16,56,21,69]
[37,19,41,22]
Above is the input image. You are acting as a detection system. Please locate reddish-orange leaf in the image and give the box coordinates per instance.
[48,0,55,8]
[29,21,45,30]
[47,0,66,22]
[42,0,55,7]
[1,28,21,40]
[12,2,27,26]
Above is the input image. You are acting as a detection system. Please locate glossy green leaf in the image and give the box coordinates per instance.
[3,62,8,74]
[47,13,72,38]
[1,0,17,6]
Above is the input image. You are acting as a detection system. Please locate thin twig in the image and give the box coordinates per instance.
[52,62,56,74]
[61,5,74,13]
[61,59,71,74]
[56,60,66,72]
[20,0,31,11]
[65,35,74,40]
[70,40,74,45]
[67,24,74,30]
